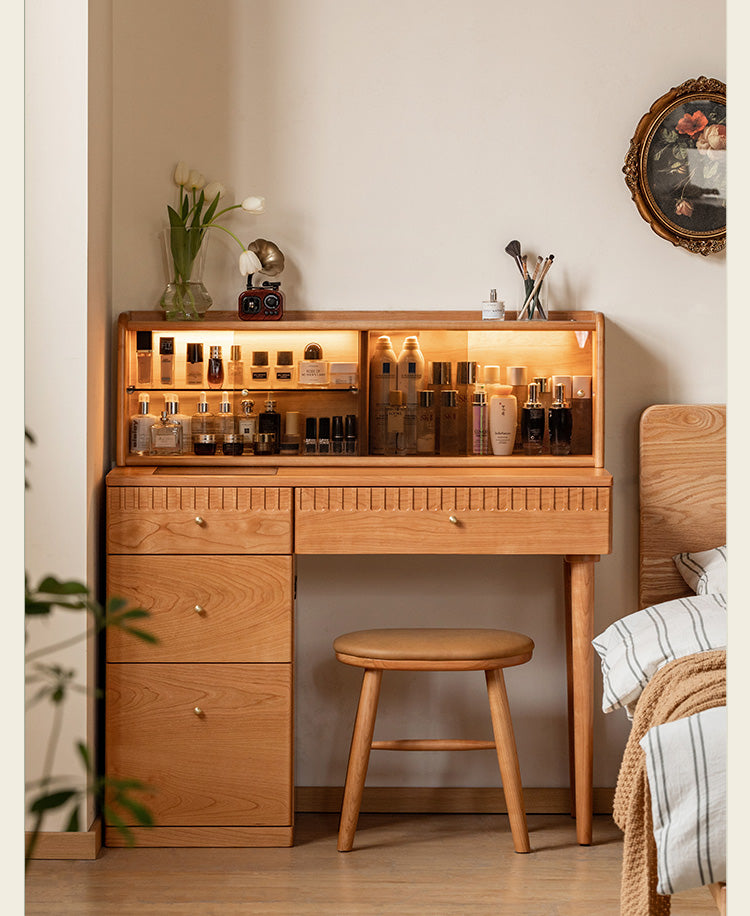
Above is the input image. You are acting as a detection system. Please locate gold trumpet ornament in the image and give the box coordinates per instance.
[238,238,286,321]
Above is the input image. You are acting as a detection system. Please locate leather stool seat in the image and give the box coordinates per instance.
[333,626,534,854]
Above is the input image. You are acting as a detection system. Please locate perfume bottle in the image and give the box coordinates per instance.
[186,343,204,386]
[227,345,244,388]
[438,389,460,456]
[136,331,153,386]
[207,346,224,389]
[150,410,182,456]
[164,395,191,454]
[274,351,295,387]
[345,414,357,454]
[386,389,407,456]
[397,336,425,455]
[471,389,490,455]
[369,335,397,454]
[318,417,331,454]
[281,411,301,455]
[258,398,281,453]
[548,383,573,456]
[159,336,174,386]
[521,382,545,455]
[298,342,329,387]
[570,375,593,455]
[331,415,344,455]
[456,361,478,456]
[215,392,236,446]
[190,392,214,452]
[489,386,517,456]
[304,417,318,455]
[237,399,257,454]
[415,389,436,455]
[481,287,505,320]
[250,350,269,385]
[129,393,156,456]
[506,366,527,453]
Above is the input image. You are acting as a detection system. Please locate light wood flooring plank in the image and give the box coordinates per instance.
[24,814,720,915]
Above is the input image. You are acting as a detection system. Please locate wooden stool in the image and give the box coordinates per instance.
[333,627,534,853]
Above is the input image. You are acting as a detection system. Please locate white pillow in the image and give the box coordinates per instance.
[673,545,727,595]
[592,593,727,716]
[641,706,726,894]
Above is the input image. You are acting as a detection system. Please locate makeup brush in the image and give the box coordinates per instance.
[504,240,525,276]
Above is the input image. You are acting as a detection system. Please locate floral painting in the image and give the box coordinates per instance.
[645,98,726,233]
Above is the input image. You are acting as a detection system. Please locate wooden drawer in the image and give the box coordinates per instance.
[107,486,292,555]
[107,555,292,662]
[105,663,292,827]
[294,486,612,555]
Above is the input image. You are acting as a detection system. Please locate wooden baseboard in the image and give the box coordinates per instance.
[104,825,293,848]
[295,786,616,815]
[26,817,102,860]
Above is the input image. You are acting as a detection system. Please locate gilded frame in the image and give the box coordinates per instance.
[623,76,726,256]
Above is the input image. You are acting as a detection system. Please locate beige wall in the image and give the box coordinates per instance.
[110,0,726,789]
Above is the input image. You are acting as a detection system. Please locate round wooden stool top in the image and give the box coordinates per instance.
[333,627,534,671]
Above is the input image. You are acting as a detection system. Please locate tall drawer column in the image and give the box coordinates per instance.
[105,483,294,847]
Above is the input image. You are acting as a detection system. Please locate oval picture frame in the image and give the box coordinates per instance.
[623,76,726,256]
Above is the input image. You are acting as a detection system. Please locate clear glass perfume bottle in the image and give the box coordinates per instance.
[298,342,329,387]
[251,351,270,386]
[129,393,156,456]
[548,383,573,456]
[215,392,236,446]
[150,410,182,456]
[227,345,244,388]
[164,395,191,455]
[274,351,295,387]
[191,392,214,452]
[237,399,257,454]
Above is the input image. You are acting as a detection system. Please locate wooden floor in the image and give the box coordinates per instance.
[25,813,720,915]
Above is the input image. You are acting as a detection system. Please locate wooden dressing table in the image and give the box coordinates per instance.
[105,311,612,848]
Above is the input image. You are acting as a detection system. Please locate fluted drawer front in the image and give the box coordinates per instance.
[295,486,612,555]
[107,486,292,554]
[106,663,292,827]
[107,555,292,663]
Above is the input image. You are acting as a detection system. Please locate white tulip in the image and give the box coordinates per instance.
[173,161,189,187]
[239,249,262,276]
[241,195,266,214]
[188,170,206,190]
[203,181,225,202]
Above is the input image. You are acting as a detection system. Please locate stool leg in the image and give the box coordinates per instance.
[338,668,382,852]
[485,668,531,853]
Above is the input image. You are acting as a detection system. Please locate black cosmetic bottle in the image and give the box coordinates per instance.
[258,397,281,454]
[548,383,573,456]
[521,381,545,455]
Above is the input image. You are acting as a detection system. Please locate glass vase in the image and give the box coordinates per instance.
[158,228,213,320]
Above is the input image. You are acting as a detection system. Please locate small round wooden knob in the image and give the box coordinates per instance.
[448,515,458,525]
[194,516,205,526]
[194,707,203,716]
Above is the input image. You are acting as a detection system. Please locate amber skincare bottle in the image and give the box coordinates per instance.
[150,411,182,456]
[318,417,331,454]
[159,337,174,386]
[533,375,552,449]
[345,414,357,454]
[186,343,204,386]
[207,346,224,389]
[438,389,460,456]
[258,398,281,453]
[129,393,156,455]
[238,399,257,454]
[304,417,318,455]
[415,389,436,455]
[369,336,397,454]
[136,331,153,386]
[298,342,329,387]
[571,375,593,455]
[227,345,244,388]
[281,411,301,455]
[549,383,573,456]
[521,382,545,455]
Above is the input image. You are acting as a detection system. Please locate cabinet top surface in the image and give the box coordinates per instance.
[106,465,612,488]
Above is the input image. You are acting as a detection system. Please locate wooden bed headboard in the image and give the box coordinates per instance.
[639,404,726,609]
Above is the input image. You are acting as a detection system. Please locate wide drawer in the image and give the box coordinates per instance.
[294,486,612,555]
[107,486,292,554]
[105,663,292,827]
[107,555,293,662]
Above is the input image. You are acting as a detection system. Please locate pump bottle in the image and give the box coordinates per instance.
[369,336,397,454]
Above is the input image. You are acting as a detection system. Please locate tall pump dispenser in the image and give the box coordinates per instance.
[369,335,398,455]
[397,336,424,455]
[129,393,156,456]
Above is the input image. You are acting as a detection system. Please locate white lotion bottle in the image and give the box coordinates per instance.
[369,335,398,455]
[489,384,517,456]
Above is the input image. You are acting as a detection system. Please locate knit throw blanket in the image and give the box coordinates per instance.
[612,648,726,916]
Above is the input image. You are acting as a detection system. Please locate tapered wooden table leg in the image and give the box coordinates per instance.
[485,668,530,853]
[564,555,599,846]
[337,668,382,852]
[563,560,576,818]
